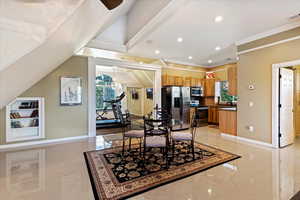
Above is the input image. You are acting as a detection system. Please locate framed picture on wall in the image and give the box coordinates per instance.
[146,88,153,99]
[60,76,82,105]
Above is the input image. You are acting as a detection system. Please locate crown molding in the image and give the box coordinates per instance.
[238,35,300,55]
[163,58,206,68]
[236,21,300,46]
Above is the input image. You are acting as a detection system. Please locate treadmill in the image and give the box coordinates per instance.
[96,92,130,129]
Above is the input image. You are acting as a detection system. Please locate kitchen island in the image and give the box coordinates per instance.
[218,107,237,136]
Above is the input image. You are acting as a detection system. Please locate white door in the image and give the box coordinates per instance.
[279,68,294,147]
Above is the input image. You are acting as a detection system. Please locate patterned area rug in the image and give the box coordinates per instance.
[84,142,240,200]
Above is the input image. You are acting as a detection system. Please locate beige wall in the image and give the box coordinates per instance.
[126,88,143,116]
[0,56,88,144]
[237,38,300,143]
[143,89,154,115]
[238,27,300,52]
[126,87,153,116]
[294,67,300,136]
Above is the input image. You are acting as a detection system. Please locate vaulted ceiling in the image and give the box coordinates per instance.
[0,0,85,71]
[89,0,300,67]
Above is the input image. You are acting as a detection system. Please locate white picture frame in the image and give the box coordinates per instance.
[60,76,82,106]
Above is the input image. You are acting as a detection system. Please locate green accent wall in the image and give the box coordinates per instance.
[0,56,88,145]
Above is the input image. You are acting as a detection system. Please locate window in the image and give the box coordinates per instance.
[220,81,237,102]
[96,74,116,110]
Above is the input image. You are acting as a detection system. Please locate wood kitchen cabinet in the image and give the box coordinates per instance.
[219,110,237,135]
[190,78,202,87]
[162,75,205,87]
[162,75,175,86]
[184,77,191,87]
[228,67,237,96]
[196,78,202,87]
[174,76,183,86]
[208,106,219,124]
[204,79,216,97]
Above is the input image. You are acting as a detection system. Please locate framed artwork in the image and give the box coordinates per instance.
[146,88,153,99]
[60,76,82,105]
[206,72,215,79]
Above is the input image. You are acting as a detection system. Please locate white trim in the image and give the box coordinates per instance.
[159,59,207,72]
[163,58,207,68]
[94,57,162,70]
[88,57,162,135]
[272,59,300,149]
[0,135,88,151]
[6,97,45,142]
[236,21,300,46]
[221,133,274,149]
[86,39,127,52]
[238,35,300,55]
[126,0,188,49]
[162,65,207,73]
[88,57,96,137]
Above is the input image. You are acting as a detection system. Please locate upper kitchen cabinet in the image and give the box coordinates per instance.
[228,66,237,96]
[162,74,175,86]
[184,77,191,87]
[174,76,184,86]
[190,78,202,87]
[204,79,216,97]
[162,74,204,87]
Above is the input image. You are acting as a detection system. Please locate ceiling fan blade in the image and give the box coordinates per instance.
[100,0,123,10]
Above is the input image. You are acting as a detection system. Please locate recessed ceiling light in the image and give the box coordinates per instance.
[208,60,213,64]
[215,46,221,51]
[215,16,223,23]
[155,50,160,54]
[177,37,183,42]
[139,61,144,64]
[188,56,193,60]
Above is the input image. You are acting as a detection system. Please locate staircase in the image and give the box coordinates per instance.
[0,0,134,109]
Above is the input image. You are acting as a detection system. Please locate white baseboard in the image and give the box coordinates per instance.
[0,135,89,151]
[221,133,274,148]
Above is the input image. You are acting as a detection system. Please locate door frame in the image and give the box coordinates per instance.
[88,57,162,137]
[272,59,299,148]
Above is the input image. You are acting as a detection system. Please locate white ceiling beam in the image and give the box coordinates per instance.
[126,0,188,50]
[86,39,127,52]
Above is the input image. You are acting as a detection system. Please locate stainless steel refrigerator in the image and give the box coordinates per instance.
[162,86,190,131]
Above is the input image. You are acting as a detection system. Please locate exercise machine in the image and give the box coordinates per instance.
[96,92,131,129]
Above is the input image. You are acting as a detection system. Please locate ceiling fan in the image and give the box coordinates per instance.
[100,0,123,10]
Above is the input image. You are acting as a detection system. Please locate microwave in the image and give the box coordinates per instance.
[190,87,203,97]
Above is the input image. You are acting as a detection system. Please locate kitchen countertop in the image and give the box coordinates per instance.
[192,105,237,111]
[218,107,237,111]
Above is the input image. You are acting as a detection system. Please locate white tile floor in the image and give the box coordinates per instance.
[0,126,299,200]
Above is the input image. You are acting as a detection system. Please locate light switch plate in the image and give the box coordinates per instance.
[248,126,254,132]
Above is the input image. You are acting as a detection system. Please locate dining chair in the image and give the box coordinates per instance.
[120,112,144,155]
[142,116,170,168]
[170,112,200,160]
